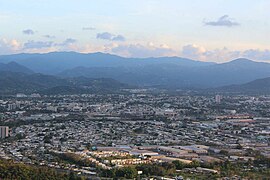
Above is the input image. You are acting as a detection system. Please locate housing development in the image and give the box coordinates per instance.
[1,92,270,179]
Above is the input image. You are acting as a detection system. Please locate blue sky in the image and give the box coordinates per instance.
[0,0,269,62]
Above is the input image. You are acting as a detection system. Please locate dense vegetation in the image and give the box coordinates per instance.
[99,159,270,179]
[51,152,96,167]
[0,71,130,95]
[1,156,270,179]
[0,159,84,180]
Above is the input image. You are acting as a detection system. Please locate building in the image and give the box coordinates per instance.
[30,93,41,98]
[8,104,18,111]
[0,126,9,139]
[16,93,27,98]
[215,95,221,103]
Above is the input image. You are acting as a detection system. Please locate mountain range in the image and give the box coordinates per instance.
[0,71,131,95]
[0,62,34,74]
[0,52,213,74]
[58,58,270,88]
[0,52,270,92]
[216,77,270,93]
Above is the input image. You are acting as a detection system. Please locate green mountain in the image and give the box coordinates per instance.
[0,72,131,95]
[0,62,34,74]
[215,77,270,93]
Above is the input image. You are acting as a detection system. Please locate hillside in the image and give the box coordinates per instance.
[0,72,131,95]
[0,62,34,74]
[216,77,270,93]
[59,58,270,88]
[0,52,213,74]
[1,53,270,88]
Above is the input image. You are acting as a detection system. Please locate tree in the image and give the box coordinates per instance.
[172,160,185,170]
[115,166,137,179]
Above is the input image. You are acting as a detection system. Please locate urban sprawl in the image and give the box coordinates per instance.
[1,91,270,179]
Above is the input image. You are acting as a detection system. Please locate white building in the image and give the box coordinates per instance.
[0,126,9,139]
[16,93,27,98]
[215,95,221,103]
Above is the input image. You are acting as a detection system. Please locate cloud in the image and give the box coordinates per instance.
[110,43,266,62]
[22,29,35,35]
[180,44,270,62]
[56,38,77,46]
[181,44,239,61]
[96,32,126,41]
[23,40,53,49]
[43,35,56,39]
[96,32,114,40]
[54,38,79,52]
[0,39,21,54]
[112,35,126,41]
[82,27,95,31]
[110,43,176,58]
[204,15,240,27]
[242,49,270,61]
[180,44,242,62]
[182,44,207,60]
[64,38,77,44]
[1,36,270,62]
[181,44,242,62]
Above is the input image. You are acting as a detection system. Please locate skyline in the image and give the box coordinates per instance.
[0,0,270,62]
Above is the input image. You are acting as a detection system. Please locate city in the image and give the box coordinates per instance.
[1,0,270,179]
[1,92,270,179]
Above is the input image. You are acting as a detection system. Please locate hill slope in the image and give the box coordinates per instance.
[0,72,131,95]
[59,58,270,88]
[1,52,270,88]
[0,62,34,74]
[216,77,270,93]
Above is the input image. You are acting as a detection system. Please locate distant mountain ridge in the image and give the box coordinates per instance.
[59,58,270,88]
[0,62,34,74]
[1,52,270,88]
[0,71,131,95]
[0,52,214,74]
[216,77,270,93]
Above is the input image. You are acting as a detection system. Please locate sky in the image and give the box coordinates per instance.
[0,0,270,62]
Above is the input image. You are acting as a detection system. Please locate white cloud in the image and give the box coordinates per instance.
[182,44,207,60]
[96,32,114,40]
[1,37,270,62]
[110,43,176,58]
[96,32,126,41]
[23,38,77,50]
[82,27,95,31]
[43,35,56,39]
[0,39,22,54]
[180,44,270,62]
[242,49,270,61]
[112,35,126,41]
[24,40,53,49]
[56,38,77,46]
[22,29,35,35]
[204,15,240,27]
[181,44,242,62]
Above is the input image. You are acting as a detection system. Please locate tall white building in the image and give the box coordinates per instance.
[0,126,9,139]
[215,95,221,103]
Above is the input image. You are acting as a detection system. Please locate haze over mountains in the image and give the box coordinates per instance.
[217,77,270,93]
[0,52,213,74]
[0,71,130,94]
[0,52,270,93]
[0,62,34,74]
[58,58,270,88]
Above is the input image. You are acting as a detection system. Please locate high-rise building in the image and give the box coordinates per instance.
[0,126,9,139]
[8,103,19,111]
[215,95,221,103]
